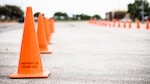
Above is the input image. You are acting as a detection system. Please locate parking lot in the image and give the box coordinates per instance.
[0,21,150,84]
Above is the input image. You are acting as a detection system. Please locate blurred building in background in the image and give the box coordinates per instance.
[106,10,130,21]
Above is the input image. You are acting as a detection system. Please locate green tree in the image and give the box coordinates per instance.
[54,12,69,20]
[5,5,24,20]
[80,14,91,20]
[34,12,40,17]
[34,12,44,17]
[34,12,44,21]
[128,0,150,21]
[0,5,8,19]
[0,5,24,20]
[92,14,101,20]
[73,14,81,20]
[72,14,91,20]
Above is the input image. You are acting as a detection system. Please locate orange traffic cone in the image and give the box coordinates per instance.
[49,18,54,33]
[146,19,149,30]
[137,19,140,29]
[128,20,132,28]
[5,20,8,23]
[105,21,108,26]
[37,14,52,54]
[118,21,120,28]
[9,7,50,78]
[123,21,126,28]
[12,20,16,23]
[113,19,117,27]
[113,22,115,27]
[47,19,52,36]
[44,17,52,44]
[109,21,111,27]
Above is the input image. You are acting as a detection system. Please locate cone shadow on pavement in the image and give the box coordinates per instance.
[9,7,50,78]
[37,14,52,54]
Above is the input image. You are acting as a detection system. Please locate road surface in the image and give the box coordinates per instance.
[0,21,150,84]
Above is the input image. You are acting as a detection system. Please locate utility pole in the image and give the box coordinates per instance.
[141,0,144,23]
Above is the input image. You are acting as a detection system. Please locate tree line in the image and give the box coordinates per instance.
[0,5,24,20]
[0,4,102,21]
[32,12,102,21]
[128,0,150,21]
[53,12,101,20]
[1,0,150,22]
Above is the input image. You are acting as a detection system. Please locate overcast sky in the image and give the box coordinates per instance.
[0,0,150,18]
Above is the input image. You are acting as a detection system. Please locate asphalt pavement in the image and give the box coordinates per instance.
[0,21,150,84]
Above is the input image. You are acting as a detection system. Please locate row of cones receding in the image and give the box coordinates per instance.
[9,7,54,78]
[89,19,150,29]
